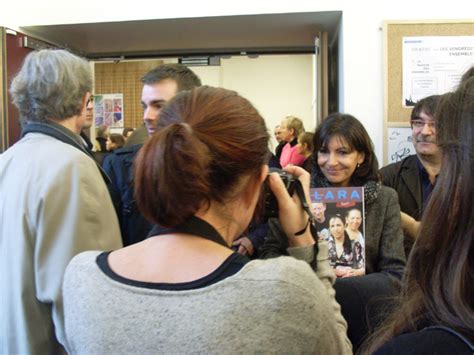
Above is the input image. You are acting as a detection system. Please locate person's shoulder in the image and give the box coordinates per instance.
[379,184,399,199]
[375,327,474,355]
[367,185,400,212]
[113,143,143,156]
[31,134,97,169]
[102,144,143,170]
[68,250,103,267]
[65,251,104,281]
[379,159,403,175]
[23,133,82,155]
[63,251,108,308]
[365,185,400,216]
[380,155,418,176]
[241,257,318,291]
[104,144,143,166]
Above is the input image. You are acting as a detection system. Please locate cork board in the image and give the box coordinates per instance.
[382,20,474,164]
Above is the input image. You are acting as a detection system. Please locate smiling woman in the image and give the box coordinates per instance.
[260,112,406,348]
[317,135,365,187]
[309,113,405,276]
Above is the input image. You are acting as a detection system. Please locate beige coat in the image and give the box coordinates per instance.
[0,132,122,354]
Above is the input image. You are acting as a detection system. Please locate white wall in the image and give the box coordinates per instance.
[170,55,314,151]
[93,55,314,150]
[218,55,314,151]
[1,0,471,162]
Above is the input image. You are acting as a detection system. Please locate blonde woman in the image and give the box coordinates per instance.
[279,115,306,167]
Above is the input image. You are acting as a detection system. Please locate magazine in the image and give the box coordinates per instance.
[309,187,365,277]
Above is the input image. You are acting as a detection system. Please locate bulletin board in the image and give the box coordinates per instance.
[382,20,474,164]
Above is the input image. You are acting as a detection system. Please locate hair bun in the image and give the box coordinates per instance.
[134,122,211,227]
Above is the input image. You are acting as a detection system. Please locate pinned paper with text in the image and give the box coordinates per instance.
[402,36,473,106]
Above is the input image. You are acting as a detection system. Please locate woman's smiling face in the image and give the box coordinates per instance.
[347,209,362,231]
[329,216,345,240]
[317,135,365,187]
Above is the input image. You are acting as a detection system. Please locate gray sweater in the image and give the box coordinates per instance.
[62,245,352,354]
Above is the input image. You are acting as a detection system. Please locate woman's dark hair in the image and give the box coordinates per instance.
[363,77,474,352]
[329,214,352,255]
[312,113,379,185]
[134,86,270,227]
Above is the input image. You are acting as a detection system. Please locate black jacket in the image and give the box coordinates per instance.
[379,155,423,220]
[379,155,424,256]
[102,144,152,246]
[375,326,474,355]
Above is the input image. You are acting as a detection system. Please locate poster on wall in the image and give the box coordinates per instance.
[94,93,124,128]
[387,126,414,163]
[402,36,474,106]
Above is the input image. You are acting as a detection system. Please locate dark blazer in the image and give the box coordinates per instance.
[375,326,474,355]
[102,144,152,246]
[379,155,423,220]
[274,141,286,160]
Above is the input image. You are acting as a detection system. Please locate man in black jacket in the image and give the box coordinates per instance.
[379,95,442,256]
[103,64,201,246]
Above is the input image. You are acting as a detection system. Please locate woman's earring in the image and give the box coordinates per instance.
[357,163,361,169]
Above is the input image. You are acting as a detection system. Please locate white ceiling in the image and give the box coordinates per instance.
[21,11,342,59]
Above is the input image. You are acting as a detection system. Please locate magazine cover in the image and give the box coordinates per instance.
[309,187,365,278]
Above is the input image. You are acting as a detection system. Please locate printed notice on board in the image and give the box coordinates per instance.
[402,36,474,107]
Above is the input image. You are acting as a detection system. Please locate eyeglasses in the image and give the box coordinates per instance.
[410,119,435,130]
[87,95,95,105]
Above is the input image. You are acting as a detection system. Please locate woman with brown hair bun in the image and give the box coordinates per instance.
[61,86,352,354]
[364,77,474,354]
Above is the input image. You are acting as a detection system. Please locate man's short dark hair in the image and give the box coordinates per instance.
[141,64,202,91]
[410,95,442,121]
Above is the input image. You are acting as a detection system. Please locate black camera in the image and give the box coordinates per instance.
[261,168,296,220]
